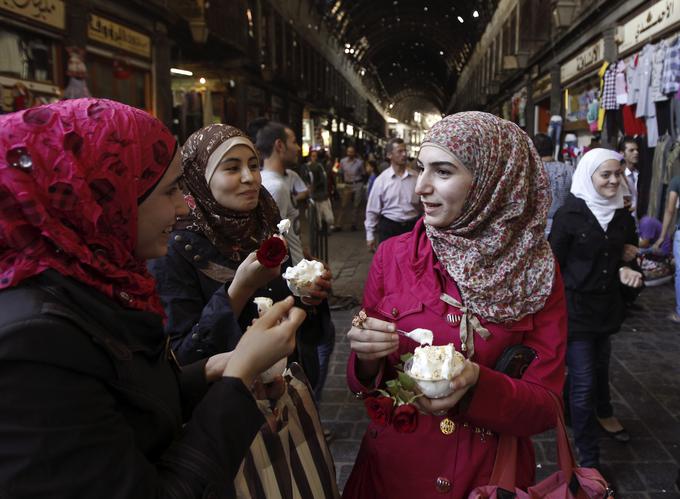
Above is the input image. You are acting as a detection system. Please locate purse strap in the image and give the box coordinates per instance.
[487,389,578,490]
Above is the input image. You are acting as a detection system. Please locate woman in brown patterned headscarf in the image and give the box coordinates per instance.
[149,124,331,380]
[178,124,281,262]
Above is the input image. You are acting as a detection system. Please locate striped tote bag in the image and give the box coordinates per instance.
[234,363,340,499]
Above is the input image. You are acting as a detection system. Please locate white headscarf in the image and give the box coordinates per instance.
[570,148,624,230]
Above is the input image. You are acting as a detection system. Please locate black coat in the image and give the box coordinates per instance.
[149,230,333,387]
[0,270,263,498]
[549,195,638,338]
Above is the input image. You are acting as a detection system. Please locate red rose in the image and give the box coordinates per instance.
[392,404,418,433]
[363,396,394,426]
[256,236,287,268]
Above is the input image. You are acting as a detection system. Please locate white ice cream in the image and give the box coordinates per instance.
[408,343,465,380]
[253,297,273,317]
[405,328,433,346]
[278,219,291,235]
[282,259,325,296]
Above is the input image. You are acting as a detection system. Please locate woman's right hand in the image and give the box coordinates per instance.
[619,267,643,288]
[224,296,306,387]
[232,251,281,293]
[347,316,399,361]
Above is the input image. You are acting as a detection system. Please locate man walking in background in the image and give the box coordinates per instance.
[365,138,420,252]
[335,145,365,231]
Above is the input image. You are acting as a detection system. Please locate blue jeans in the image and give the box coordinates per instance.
[674,230,680,315]
[566,335,613,467]
[314,337,335,403]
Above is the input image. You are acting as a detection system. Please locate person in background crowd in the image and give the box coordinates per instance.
[364,138,421,252]
[550,149,643,468]
[365,159,378,196]
[250,120,308,265]
[307,149,336,232]
[620,136,640,215]
[0,99,305,496]
[533,133,574,238]
[335,145,365,231]
[654,174,680,323]
[344,112,566,498]
[636,216,674,287]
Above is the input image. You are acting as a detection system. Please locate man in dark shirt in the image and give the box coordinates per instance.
[307,150,335,231]
[654,174,680,323]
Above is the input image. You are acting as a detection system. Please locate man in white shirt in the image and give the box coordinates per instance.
[620,137,640,215]
[253,120,307,265]
[365,138,421,252]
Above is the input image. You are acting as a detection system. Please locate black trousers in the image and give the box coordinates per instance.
[377,215,418,243]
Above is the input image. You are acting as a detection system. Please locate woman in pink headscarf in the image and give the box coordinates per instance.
[343,112,567,498]
[0,99,305,497]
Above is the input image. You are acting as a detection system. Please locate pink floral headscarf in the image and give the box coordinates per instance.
[0,99,176,315]
[423,112,555,323]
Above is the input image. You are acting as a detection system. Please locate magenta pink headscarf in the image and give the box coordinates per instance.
[423,112,555,323]
[0,99,177,315]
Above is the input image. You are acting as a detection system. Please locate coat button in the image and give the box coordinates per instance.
[602,269,608,274]
[604,252,609,257]
[391,307,398,317]
[435,477,451,493]
[191,333,199,340]
[185,244,193,252]
[193,254,202,262]
[174,234,183,242]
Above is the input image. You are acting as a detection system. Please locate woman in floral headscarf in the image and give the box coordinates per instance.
[0,99,305,496]
[343,112,567,498]
[149,124,332,388]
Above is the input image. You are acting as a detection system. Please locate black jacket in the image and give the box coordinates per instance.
[0,270,263,498]
[549,195,638,338]
[149,230,333,387]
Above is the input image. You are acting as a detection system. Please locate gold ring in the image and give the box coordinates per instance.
[352,309,368,328]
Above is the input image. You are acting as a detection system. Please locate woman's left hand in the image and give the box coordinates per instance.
[622,244,639,262]
[413,361,480,416]
[619,267,643,288]
[301,267,333,306]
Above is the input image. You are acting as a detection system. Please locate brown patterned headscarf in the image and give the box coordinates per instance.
[179,124,280,262]
[423,112,555,323]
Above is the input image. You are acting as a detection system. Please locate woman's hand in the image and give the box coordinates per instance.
[413,361,480,416]
[619,267,643,288]
[228,252,281,316]
[224,296,306,387]
[622,244,639,262]
[232,252,280,293]
[300,267,333,306]
[204,351,233,383]
[347,315,399,382]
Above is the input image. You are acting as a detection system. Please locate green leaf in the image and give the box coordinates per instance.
[400,352,414,363]
[377,389,391,398]
[386,379,398,389]
[398,371,416,390]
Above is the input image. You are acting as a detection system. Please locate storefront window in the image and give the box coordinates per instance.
[0,27,55,83]
[87,54,148,110]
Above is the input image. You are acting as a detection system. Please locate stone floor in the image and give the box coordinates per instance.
[320,227,680,498]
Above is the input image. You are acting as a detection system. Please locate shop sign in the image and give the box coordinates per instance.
[560,39,604,83]
[88,14,151,59]
[0,0,65,30]
[618,0,680,53]
[532,73,552,100]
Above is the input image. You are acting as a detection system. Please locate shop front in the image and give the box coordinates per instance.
[86,14,152,112]
[560,38,605,147]
[532,72,552,134]
[0,0,65,113]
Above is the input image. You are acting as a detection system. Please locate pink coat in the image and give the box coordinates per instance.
[343,220,567,499]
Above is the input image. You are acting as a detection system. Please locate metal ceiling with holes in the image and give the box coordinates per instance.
[315,0,498,121]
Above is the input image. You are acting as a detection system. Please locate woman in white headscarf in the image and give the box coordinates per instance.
[550,148,642,469]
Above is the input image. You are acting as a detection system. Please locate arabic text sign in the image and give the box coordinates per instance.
[619,0,680,53]
[88,14,151,59]
[0,0,65,30]
[561,39,604,84]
